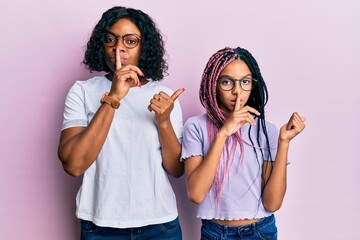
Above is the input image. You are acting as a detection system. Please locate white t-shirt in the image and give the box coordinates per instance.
[62,76,183,228]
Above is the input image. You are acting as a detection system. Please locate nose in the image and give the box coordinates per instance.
[113,38,126,51]
[231,81,242,95]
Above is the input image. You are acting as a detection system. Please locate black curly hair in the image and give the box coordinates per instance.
[83,6,168,81]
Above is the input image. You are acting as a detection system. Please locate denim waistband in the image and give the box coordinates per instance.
[201,214,275,237]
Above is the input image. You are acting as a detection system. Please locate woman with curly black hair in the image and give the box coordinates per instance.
[58,6,184,240]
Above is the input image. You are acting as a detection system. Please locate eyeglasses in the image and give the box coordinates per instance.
[217,75,257,91]
[103,31,141,49]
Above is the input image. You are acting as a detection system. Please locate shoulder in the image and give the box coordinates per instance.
[66,76,109,98]
[72,76,109,89]
[145,81,174,95]
[184,114,207,129]
[182,114,208,145]
[185,114,207,124]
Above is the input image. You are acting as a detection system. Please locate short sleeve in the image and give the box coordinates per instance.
[170,98,183,142]
[61,81,88,130]
[181,117,204,162]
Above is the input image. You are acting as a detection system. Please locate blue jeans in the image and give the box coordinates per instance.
[201,214,277,240]
[80,217,182,240]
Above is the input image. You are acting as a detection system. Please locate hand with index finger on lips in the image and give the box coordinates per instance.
[219,95,260,137]
[109,47,143,101]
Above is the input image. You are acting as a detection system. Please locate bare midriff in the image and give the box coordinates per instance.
[212,218,261,227]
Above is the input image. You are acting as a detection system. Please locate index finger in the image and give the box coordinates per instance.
[234,94,241,111]
[115,47,122,70]
[171,88,185,101]
[242,106,261,116]
[287,112,306,130]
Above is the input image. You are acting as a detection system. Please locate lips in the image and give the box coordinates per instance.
[230,100,237,105]
[109,56,128,65]
[120,57,127,64]
[230,99,244,107]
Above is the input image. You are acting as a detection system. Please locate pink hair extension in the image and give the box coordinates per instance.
[200,47,249,208]
[200,47,274,211]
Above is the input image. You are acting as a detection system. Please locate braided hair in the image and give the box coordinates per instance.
[199,47,273,207]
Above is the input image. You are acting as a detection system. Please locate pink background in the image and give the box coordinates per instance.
[1,0,359,239]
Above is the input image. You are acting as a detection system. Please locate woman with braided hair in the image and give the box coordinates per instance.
[181,47,305,239]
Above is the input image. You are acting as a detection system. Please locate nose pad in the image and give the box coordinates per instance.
[231,81,242,95]
[114,39,126,51]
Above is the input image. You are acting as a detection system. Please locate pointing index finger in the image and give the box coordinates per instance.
[115,47,122,70]
[234,94,241,111]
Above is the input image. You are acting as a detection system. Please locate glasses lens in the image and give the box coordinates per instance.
[240,78,253,91]
[218,78,234,91]
[104,33,117,47]
[218,77,255,91]
[123,34,140,49]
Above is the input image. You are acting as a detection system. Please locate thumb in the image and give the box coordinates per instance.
[171,88,185,101]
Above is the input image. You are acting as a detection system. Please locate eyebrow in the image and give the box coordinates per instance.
[106,31,141,38]
[218,74,252,80]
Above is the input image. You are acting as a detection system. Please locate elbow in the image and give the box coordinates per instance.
[263,201,282,213]
[62,165,84,177]
[172,173,183,179]
[187,189,205,205]
[163,162,184,178]
[262,187,286,212]
[172,167,185,178]
[60,159,84,177]
[167,166,184,178]
[58,152,84,177]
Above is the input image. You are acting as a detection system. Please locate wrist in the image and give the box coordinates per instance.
[278,139,290,149]
[100,92,120,109]
[217,129,230,139]
[215,131,228,142]
[278,137,290,144]
[156,119,172,129]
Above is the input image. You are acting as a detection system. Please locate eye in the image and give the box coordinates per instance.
[242,80,250,85]
[123,35,139,46]
[219,78,232,85]
[104,34,116,44]
[241,78,252,85]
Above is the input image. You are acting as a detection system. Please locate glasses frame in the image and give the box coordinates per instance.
[217,75,257,92]
[103,31,141,49]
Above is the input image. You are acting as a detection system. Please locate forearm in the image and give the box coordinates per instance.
[58,104,116,176]
[262,140,290,212]
[157,120,183,178]
[186,132,227,204]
